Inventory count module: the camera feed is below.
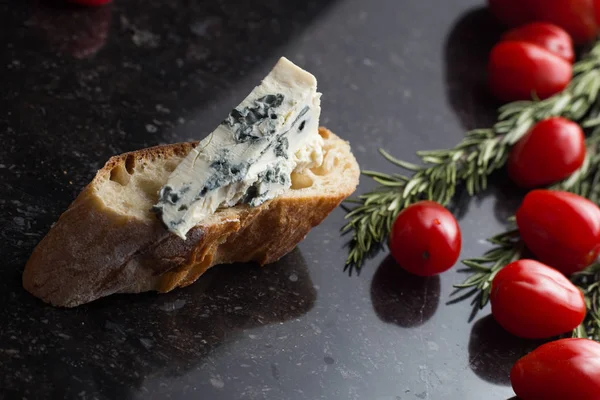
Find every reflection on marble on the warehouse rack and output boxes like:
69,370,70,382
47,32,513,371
371,256,440,328
3,249,315,399
468,315,544,386
443,6,503,131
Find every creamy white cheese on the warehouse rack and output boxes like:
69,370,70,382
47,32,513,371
153,57,324,239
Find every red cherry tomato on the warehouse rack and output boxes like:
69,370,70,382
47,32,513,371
389,201,461,277
490,259,586,339
516,190,600,275
508,117,586,188
527,0,600,46
488,42,572,102
488,0,600,45
67,0,112,6
34,1,111,59
511,338,600,400
502,22,574,63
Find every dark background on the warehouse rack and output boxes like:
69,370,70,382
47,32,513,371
1,0,531,398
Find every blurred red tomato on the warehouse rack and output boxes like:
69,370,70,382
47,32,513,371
488,0,600,45
511,338,600,400
516,190,600,275
490,259,586,339
502,22,574,63
34,0,111,59
488,41,572,102
67,0,112,6
508,117,585,188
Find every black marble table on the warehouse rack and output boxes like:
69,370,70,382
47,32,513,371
1,1,530,398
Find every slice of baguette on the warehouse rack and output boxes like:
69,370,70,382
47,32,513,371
23,127,360,307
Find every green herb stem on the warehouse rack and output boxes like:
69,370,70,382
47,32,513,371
343,40,600,272
454,133,600,338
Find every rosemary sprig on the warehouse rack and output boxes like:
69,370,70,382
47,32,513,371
454,133,600,334
453,229,523,309
572,263,600,340
343,40,600,272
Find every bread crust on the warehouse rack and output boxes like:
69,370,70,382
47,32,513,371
23,128,360,307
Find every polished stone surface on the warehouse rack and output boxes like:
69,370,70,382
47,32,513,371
1,1,532,399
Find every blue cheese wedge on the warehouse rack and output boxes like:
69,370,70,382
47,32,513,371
152,57,324,239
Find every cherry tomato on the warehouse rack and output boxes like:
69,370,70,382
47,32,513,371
508,117,585,188
488,42,572,102
488,0,600,45
34,1,111,59
490,259,586,339
530,0,600,45
516,190,600,275
67,0,112,6
511,338,600,400
389,201,461,277
502,22,574,63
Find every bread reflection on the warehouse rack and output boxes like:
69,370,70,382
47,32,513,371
47,249,315,399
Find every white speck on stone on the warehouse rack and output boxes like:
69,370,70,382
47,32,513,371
156,104,171,114
403,89,412,98
139,338,153,350
289,273,298,282
248,334,259,339
158,299,186,312
389,52,404,68
210,376,225,389
356,145,367,153
363,58,374,67
57,333,71,340
190,17,220,37
176,59,184,67
427,341,439,351
310,323,322,335
146,124,158,133
350,84,359,91
178,117,186,124
132,29,160,48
